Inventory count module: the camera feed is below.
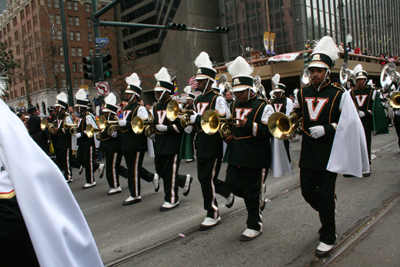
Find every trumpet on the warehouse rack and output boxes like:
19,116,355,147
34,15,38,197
64,122,78,135
166,99,194,128
131,113,156,137
268,111,302,140
389,92,400,108
201,109,232,138
40,118,57,134
84,124,103,138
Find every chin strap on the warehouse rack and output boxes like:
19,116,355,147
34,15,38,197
156,90,166,101
317,69,330,92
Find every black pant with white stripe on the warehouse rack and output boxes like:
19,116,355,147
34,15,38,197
56,147,72,180
154,154,187,204
123,151,154,198
197,158,231,219
300,168,337,245
105,152,123,188
225,165,266,231
73,145,100,183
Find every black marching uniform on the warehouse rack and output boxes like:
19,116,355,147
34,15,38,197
193,89,232,219
27,113,49,154
294,81,344,246
350,84,375,164
225,95,272,232
120,100,155,198
99,115,123,189
74,112,100,184
56,111,73,181
153,97,188,204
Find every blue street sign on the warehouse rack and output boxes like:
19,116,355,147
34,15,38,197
95,38,109,43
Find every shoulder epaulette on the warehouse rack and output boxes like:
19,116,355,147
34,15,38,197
332,83,345,91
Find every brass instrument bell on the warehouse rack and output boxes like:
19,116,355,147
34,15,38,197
267,112,302,140
200,109,232,137
166,99,194,127
131,113,156,137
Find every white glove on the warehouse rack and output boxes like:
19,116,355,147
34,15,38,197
309,125,325,139
118,120,127,127
74,133,82,138
156,125,168,132
190,112,198,123
184,125,193,134
358,111,365,118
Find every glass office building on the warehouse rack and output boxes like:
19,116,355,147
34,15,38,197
219,0,400,61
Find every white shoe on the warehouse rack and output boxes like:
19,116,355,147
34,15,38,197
153,173,160,192
200,216,221,231
108,186,122,195
123,195,142,205
160,201,179,211
225,193,235,208
183,174,193,196
82,181,96,189
239,228,263,242
315,242,334,257
66,178,73,183
98,163,105,178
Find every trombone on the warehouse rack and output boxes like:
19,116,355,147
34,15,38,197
267,111,302,140
131,113,156,137
200,109,232,138
40,118,57,135
166,99,194,128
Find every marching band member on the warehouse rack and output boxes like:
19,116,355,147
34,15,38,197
118,73,160,206
53,92,74,182
181,86,196,163
151,67,192,211
72,89,104,189
350,65,378,176
98,93,124,195
295,36,368,257
190,52,234,230
0,69,103,267
270,74,294,163
223,56,274,241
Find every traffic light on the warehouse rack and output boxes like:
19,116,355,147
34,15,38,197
214,27,229,33
166,22,187,31
102,54,112,79
303,52,309,67
82,56,94,80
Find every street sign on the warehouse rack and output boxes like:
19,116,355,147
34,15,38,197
99,43,106,49
95,82,109,96
95,38,109,43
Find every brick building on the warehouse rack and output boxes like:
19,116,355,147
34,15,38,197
1,0,118,115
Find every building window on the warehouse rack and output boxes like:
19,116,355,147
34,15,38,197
59,47,63,56
55,14,60,24
8,37,12,46
77,47,82,56
27,20,32,31
68,16,73,26
75,17,79,26
72,62,77,72
60,63,65,72
87,18,91,27
67,0,71,10
89,48,93,55
57,31,61,40
20,10,24,20
88,32,93,42
54,0,59,8
79,62,83,72
61,79,66,88
47,0,52,8
86,3,90,12
73,2,78,11
13,17,17,26
74,78,79,87
70,31,74,41
14,30,19,40
76,32,81,41
80,78,84,85
26,4,30,16
49,14,53,24
16,45,20,55
71,47,76,57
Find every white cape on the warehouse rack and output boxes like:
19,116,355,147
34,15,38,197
270,138,293,177
327,90,370,177
0,99,103,266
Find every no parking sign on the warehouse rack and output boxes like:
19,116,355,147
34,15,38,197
96,82,109,96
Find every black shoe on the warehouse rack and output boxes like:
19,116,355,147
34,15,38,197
66,178,73,183
225,194,235,208
183,175,193,197
123,196,142,206
343,174,355,178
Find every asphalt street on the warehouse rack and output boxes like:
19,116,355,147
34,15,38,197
68,127,400,266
